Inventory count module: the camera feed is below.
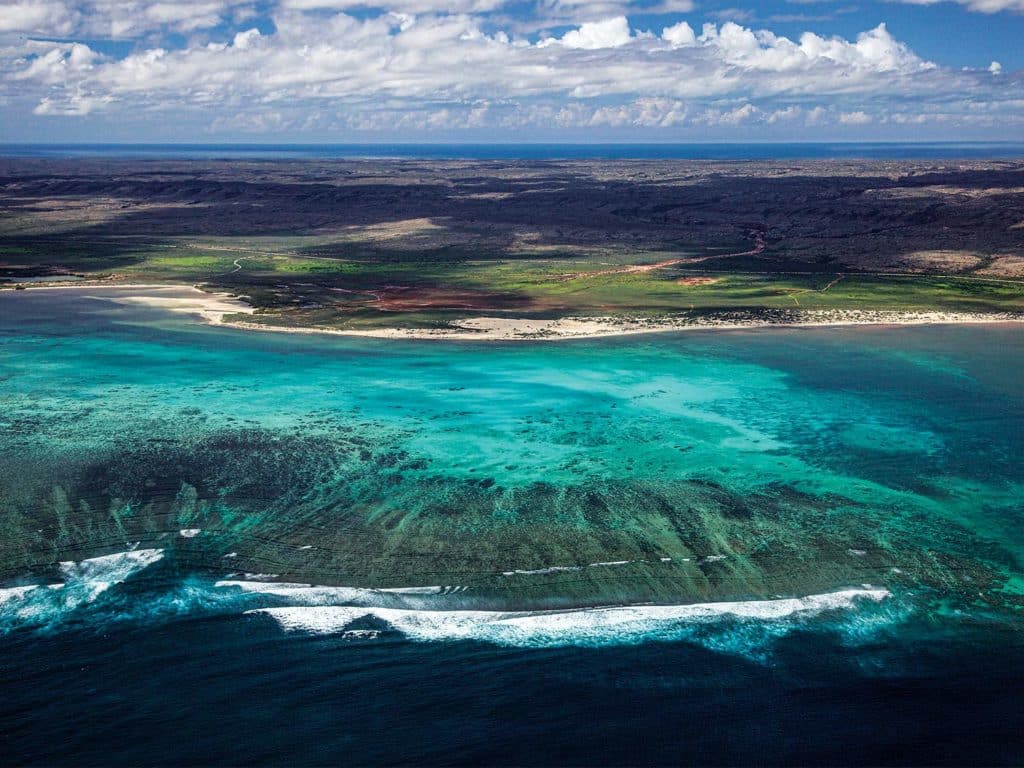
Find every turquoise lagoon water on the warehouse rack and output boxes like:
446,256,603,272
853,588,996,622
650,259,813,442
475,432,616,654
0,288,1022,764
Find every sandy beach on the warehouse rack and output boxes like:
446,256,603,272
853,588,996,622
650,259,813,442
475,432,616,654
102,286,257,325
222,310,1024,341
5,282,1022,340
2,283,256,325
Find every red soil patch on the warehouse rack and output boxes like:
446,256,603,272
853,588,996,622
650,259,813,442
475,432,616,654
330,285,527,312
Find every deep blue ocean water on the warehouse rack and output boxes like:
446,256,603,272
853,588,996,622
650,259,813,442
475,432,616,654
2,614,1022,767
2,142,1024,160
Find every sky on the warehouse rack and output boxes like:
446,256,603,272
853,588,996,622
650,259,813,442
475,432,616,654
0,0,1022,142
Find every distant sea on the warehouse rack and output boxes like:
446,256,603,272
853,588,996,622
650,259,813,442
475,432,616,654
2,142,1024,160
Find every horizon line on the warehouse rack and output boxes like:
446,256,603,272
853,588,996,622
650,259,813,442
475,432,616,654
3,140,1024,147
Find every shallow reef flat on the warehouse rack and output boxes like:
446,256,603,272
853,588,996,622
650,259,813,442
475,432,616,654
1,290,1022,622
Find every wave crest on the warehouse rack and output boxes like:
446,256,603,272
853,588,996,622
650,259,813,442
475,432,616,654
246,588,892,649
2,557,897,657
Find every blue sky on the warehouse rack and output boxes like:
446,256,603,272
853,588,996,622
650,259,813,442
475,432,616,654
1,0,1022,142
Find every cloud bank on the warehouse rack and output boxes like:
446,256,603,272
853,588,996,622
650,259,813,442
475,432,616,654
0,0,1020,139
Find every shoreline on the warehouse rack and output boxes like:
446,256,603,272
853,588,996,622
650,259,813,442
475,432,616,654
0,281,257,325
5,281,1023,341
222,310,1024,341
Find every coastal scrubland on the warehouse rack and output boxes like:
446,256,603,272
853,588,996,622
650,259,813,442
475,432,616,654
2,157,1023,331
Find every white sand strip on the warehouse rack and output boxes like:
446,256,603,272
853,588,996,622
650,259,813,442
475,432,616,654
5,282,1021,341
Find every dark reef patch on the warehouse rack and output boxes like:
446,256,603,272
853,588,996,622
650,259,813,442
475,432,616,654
1,423,1018,611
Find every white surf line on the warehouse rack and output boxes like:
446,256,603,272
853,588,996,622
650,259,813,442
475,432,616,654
0,549,166,629
245,588,894,647
378,585,450,595
502,566,583,576
501,557,701,576
701,555,728,563
215,580,452,597
58,549,165,582
221,582,471,597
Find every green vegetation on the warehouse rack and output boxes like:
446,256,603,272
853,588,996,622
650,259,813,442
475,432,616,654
3,158,1022,330
4,230,1024,330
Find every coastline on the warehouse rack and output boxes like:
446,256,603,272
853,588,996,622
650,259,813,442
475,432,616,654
0,282,256,325
222,310,1024,341
5,281,1023,340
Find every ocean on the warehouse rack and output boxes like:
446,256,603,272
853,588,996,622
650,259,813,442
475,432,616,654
0,290,1022,764
2,142,1024,160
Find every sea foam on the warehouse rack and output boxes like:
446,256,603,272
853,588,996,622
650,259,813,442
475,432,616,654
59,549,164,589
214,579,459,606
0,585,42,605
2,559,894,652
0,549,165,633
246,588,891,648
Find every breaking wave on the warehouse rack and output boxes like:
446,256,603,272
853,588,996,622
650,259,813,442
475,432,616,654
0,550,901,656
0,549,165,633
245,587,893,651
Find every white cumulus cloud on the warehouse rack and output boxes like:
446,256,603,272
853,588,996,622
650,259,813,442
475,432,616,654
0,1,76,34
0,2,1020,137
662,20,696,46
546,16,633,49
839,110,871,124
